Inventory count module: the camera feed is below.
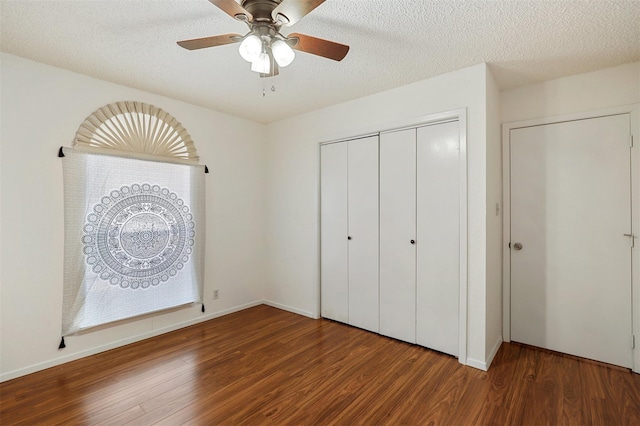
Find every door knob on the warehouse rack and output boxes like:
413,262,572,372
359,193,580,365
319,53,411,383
410,240,415,245
513,242,523,250
347,236,352,240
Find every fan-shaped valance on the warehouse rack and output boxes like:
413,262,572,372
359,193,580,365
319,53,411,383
73,101,199,162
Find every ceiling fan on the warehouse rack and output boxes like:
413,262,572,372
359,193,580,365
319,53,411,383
177,0,349,77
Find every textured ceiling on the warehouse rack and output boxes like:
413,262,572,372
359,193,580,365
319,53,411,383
1,0,639,123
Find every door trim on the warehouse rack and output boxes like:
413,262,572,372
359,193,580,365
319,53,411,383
502,104,640,373
318,108,468,366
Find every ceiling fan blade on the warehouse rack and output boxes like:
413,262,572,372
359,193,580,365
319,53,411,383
288,33,349,61
177,33,242,50
208,0,253,21
272,0,325,27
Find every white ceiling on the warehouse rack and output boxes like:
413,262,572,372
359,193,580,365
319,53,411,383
1,0,639,123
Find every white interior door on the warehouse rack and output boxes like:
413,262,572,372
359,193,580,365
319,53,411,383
510,114,633,368
320,142,348,323
416,121,459,356
348,136,379,333
380,129,417,343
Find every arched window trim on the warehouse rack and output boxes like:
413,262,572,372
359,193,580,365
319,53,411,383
73,101,199,164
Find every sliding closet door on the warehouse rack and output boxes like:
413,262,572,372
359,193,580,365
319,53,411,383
380,129,417,343
416,121,460,356
320,142,348,323
348,136,380,333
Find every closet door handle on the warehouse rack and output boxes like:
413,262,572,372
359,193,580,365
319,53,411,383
347,236,352,240
410,239,415,245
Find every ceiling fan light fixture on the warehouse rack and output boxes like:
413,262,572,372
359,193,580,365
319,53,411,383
272,39,295,67
251,52,272,74
238,34,262,62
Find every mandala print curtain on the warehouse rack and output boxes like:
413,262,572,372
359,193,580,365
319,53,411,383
62,149,205,335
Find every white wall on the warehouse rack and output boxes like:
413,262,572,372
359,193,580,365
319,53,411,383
0,56,4,377
485,64,503,365
264,64,494,368
500,61,640,373
0,53,267,381
501,62,640,123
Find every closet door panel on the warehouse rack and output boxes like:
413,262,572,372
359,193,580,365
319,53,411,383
320,142,349,323
379,129,417,343
348,136,379,332
416,122,460,356
348,136,379,333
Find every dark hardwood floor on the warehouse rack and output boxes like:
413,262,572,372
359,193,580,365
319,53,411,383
1,304,639,425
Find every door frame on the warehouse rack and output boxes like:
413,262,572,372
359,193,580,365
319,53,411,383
318,108,468,365
502,104,640,373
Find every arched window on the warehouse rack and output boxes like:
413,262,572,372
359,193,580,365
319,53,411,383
73,101,199,162
60,101,205,341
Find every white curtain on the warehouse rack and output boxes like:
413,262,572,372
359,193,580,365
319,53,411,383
62,149,205,335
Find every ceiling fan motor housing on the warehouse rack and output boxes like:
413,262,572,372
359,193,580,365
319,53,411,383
239,0,283,24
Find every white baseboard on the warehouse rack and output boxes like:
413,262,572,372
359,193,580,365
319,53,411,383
466,337,503,371
486,337,503,369
262,299,317,319
465,358,488,371
0,300,263,383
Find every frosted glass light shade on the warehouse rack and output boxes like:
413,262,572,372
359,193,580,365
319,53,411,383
251,52,271,74
272,39,295,67
239,35,262,62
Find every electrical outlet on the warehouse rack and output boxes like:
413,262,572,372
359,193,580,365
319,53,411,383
213,289,219,300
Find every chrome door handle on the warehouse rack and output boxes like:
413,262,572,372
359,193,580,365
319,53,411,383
513,242,523,250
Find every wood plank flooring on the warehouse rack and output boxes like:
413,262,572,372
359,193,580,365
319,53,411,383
1,305,639,425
